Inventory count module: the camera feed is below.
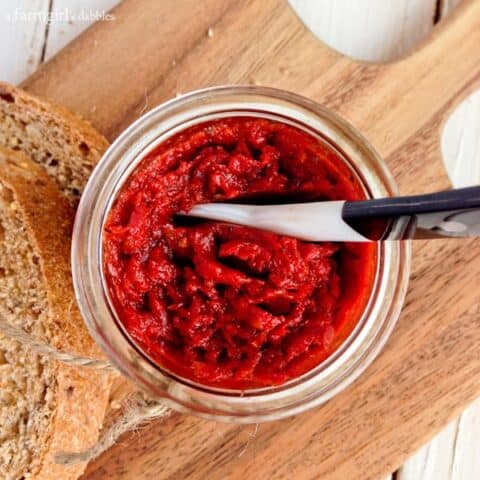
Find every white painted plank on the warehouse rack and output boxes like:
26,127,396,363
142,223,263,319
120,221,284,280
397,421,458,480
44,0,121,60
442,90,480,187
0,0,50,84
397,398,480,480
288,0,437,62
450,399,480,479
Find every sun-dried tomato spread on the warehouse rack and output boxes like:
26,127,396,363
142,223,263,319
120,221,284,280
103,117,377,389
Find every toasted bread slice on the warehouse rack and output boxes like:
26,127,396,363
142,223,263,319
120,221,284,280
0,147,110,480
0,82,108,204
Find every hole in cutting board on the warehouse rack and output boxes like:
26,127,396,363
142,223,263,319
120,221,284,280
441,89,480,188
288,0,461,63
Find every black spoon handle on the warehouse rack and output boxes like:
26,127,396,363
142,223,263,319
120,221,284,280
342,186,480,240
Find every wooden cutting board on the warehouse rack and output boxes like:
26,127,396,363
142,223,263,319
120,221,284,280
23,1,480,478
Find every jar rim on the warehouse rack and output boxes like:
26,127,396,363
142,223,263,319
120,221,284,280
72,85,411,422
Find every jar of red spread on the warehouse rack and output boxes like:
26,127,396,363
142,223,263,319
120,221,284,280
72,86,410,421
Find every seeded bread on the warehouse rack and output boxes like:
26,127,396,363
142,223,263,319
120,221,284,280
0,82,108,204
0,147,110,480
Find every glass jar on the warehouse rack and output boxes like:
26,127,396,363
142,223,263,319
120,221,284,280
72,86,411,423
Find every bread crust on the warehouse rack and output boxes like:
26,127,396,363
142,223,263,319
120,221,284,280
0,147,111,480
0,81,108,159
0,81,109,205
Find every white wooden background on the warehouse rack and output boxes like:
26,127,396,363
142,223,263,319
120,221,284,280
1,1,480,479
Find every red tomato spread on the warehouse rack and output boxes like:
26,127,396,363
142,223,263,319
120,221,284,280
103,117,377,389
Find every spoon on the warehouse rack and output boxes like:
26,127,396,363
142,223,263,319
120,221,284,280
182,186,480,241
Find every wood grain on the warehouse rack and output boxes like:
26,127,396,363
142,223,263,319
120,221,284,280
20,0,480,478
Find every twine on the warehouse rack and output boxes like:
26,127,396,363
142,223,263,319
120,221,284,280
0,313,115,372
0,312,171,465
55,392,171,465
0,311,261,467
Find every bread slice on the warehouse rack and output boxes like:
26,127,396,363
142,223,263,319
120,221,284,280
0,82,108,204
0,147,110,480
